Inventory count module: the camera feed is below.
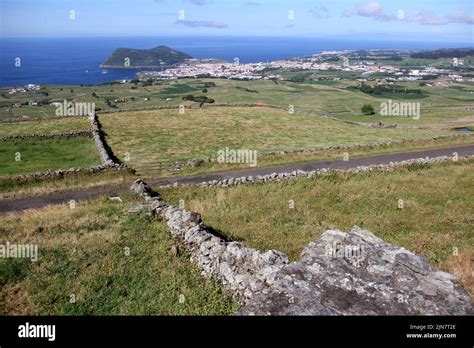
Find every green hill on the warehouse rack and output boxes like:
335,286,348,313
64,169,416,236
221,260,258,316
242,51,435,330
101,45,192,68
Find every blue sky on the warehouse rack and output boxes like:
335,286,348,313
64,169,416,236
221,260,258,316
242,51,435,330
1,0,473,41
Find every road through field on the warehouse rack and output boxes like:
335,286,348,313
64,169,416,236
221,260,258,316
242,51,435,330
1,144,473,214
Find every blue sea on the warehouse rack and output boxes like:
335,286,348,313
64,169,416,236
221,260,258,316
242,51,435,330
0,36,471,87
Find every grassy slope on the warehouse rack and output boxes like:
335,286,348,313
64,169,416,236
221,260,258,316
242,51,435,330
0,194,237,315
100,106,450,176
0,138,100,176
159,160,474,294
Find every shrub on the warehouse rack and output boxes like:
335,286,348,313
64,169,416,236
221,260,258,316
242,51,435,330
361,104,375,115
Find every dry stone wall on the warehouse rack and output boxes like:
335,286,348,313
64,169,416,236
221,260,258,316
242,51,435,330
0,130,92,142
258,133,473,158
158,154,474,189
159,133,474,173
89,112,116,166
130,179,289,303
5,163,127,182
131,179,473,314
3,113,129,182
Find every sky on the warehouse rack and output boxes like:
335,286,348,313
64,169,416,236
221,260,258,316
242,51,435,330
1,0,473,42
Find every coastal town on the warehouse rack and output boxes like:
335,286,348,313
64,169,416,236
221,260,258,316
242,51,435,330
139,49,472,84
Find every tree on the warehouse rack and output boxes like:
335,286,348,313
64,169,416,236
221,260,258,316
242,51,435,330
361,104,375,115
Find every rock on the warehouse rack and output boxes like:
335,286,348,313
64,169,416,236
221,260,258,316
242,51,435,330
109,196,123,203
130,179,154,197
238,226,473,315
187,159,204,168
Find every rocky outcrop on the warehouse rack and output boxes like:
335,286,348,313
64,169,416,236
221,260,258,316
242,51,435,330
131,180,473,315
0,130,92,142
130,179,288,303
238,227,473,315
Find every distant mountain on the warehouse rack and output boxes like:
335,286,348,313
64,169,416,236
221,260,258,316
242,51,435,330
101,45,192,68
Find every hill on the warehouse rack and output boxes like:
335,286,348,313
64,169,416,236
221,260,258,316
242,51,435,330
411,48,474,59
101,45,192,68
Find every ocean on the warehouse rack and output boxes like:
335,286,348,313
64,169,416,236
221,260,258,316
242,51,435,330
0,36,471,87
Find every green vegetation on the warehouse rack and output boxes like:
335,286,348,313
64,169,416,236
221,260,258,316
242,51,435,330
182,94,215,106
361,104,375,115
0,117,89,137
235,86,259,93
99,106,450,176
348,83,426,99
0,138,100,176
2,78,472,129
0,195,237,315
101,46,192,68
159,159,474,294
411,48,474,59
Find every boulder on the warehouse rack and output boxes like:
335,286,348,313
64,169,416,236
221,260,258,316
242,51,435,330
238,226,473,315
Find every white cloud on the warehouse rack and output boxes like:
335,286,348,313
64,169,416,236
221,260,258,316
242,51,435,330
244,2,261,6
405,12,448,26
343,2,473,26
448,10,474,25
343,2,395,21
176,19,228,28
309,5,329,19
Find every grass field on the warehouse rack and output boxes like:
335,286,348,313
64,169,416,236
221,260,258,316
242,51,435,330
159,159,474,295
2,135,472,201
173,134,474,177
100,106,451,176
0,138,100,176
0,117,90,137
0,195,237,315
2,78,472,129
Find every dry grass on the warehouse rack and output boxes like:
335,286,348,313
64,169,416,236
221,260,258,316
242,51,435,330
100,106,451,176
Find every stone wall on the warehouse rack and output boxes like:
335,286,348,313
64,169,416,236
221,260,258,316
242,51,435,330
89,112,115,166
258,133,473,158
5,163,128,182
158,154,473,189
155,134,473,173
130,179,289,303
0,130,92,142
2,113,129,182
131,179,473,314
